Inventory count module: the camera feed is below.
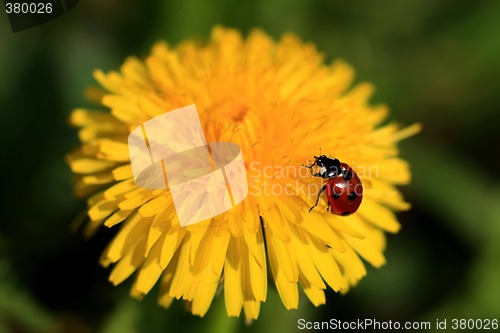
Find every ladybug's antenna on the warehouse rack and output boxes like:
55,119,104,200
319,147,322,156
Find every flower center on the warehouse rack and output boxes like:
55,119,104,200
231,105,249,122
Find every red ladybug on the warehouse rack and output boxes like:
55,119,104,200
302,155,363,216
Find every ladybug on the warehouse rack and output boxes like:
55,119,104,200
302,155,363,216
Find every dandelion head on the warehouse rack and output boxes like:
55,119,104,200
67,26,421,319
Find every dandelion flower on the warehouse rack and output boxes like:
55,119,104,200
67,26,421,319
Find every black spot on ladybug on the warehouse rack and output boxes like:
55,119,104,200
343,170,352,180
347,192,357,201
342,211,351,216
332,193,340,200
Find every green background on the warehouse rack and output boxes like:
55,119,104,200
0,0,499,332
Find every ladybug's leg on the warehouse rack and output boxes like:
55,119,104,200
309,169,323,178
302,163,323,178
301,162,316,169
309,184,327,213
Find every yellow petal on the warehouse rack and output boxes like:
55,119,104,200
83,217,104,238
135,233,165,294
145,209,172,255
160,227,186,269
103,95,150,125
112,164,134,181
343,215,386,267
224,236,244,317
82,172,115,185
226,211,243,237
261,208,290,242
243,300,261,320
70,158,116,174
70,108,117,126
98,140,130,162
331,241,366,287
88,198,118,221
264,227,298,283
299,211,346,252
104,179,137,200
247,238,267,302
210,224,231,276
101,212,153,264
169,235,192,299
274,196,302,224
265,228,298,310
191,270,220,317
328,216,365,239
242,224,264,270
299,271,325,307
158,250,179,308
94,69,123,93
138,195,170,217
357,198,400,233
109,235,146,285
118,190,152,211
298,228,346,292
375,158,411,185
120,56,150,87
364,178,410,211
243,200,260,233
289,224,325,290
104,209,134,228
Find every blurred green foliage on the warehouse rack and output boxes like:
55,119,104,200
0,0,499,332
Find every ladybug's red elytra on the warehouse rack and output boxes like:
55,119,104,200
302,155,363,216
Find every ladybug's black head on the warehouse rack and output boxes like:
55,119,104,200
313,155,342,178
313,155,332,166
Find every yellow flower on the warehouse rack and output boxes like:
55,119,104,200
67,26,421,320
